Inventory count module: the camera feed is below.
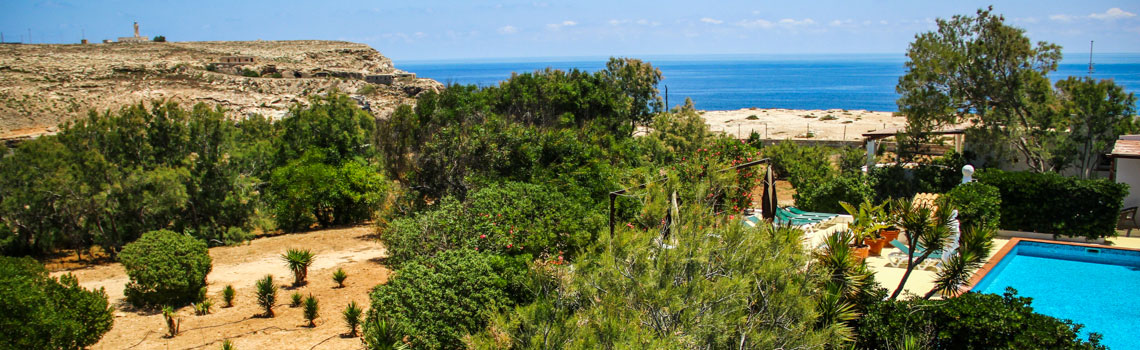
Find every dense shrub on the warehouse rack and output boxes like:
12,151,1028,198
794,173,874,214
0,257,114,349
120,230,213,307
382,182,602,267
943,182,1002,230
363,249,524,350
976,169,1127,239
856,289,1106,349
762,140,834,188
270,155,387,231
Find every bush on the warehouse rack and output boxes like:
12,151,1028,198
382,182,602,267
256,275,277,317
762,140,834,188
332,268,347,288
194,299,213,315
240,68,260,77
364,249,518,350
943,182,1001,230
270,156,387,231
856,289,1105,349
153,35,166,42
0,256,114,349
794,173,874,214
120,230,213,307
344,301,363,337
976,169,1127,239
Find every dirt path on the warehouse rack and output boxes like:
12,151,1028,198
51,225,390,350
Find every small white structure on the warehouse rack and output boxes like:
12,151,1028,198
961,165,975,184
1109,135,1140,209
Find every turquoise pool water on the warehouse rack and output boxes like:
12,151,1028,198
972,241,1140,350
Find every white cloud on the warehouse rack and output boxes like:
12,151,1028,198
736,19,774,28
1052,8,1136,22
700,17,723,24
1089,7,1136,20
879,20,888,25
778,18,815,26
497,25,518,34
547,20,578,30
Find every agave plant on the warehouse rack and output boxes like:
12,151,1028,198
282,249,316,286
222,285,236,308
332,268,348,288
256,275,278,317
290,292,303,307
221,339,235,350
193,299,213,315
343,301,363,337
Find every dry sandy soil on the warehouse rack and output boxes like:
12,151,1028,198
701,108,907,141
49,225,388,350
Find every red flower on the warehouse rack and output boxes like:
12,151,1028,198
475,247,479,251
507,244,513,249
480,234,486,239
729,215,735,220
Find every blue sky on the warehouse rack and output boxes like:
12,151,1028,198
1,1,1138,61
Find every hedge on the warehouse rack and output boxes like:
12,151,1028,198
0,256,114,349
942,182,1001,231
975,169,1127,240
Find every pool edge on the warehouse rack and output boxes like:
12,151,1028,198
961,237,1140,294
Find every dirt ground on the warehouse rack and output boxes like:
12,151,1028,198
48,225,389,350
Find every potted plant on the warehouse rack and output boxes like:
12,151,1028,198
840,200,888,259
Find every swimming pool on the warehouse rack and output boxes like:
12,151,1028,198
970,238,1140,350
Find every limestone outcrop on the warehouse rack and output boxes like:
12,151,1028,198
0,40,442,139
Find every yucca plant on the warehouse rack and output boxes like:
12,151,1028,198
193,299,213,315
290,292,303,307
343,301,362,337
282,249,315,286
255,275,278,317
162,305,181,338
221,339,235,350
332,268,347,288
222,285,235,308
303,294,319,327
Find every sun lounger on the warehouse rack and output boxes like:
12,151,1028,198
886,239,944,270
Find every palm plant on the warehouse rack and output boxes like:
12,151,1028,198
222,285,236,308
332,268,348,288
812,229,876,343
839,200,888,244
303,294,319,327
193,299,213,315
221,339,235,350
162,305,181,338
363,314,410,350
888,198,954,300
290,292,303,307
923,223,996,299
343,301,363,336
256,275,278,317
282,249,315,286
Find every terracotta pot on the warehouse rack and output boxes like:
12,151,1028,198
881,228,901,242
852,246,870,261
865,237,887,256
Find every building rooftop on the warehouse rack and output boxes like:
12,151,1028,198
1110,137,1140,159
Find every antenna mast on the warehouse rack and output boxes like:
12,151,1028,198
1088,41,1095,75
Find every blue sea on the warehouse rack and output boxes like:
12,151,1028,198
398,54,1140,112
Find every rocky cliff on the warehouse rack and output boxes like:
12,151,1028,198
0,40,441,140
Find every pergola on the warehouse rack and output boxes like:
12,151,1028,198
861,127,967,170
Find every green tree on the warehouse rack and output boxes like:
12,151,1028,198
1055,77,1138,178
897,7,1064,171
0,256,114,349
602,57,665,129
120,229,213,307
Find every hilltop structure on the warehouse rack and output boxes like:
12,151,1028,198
117,22,149,43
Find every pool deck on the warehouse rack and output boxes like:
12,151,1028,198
865,233,1140,299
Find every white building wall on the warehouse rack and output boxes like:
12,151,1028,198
1117,158,1140,209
